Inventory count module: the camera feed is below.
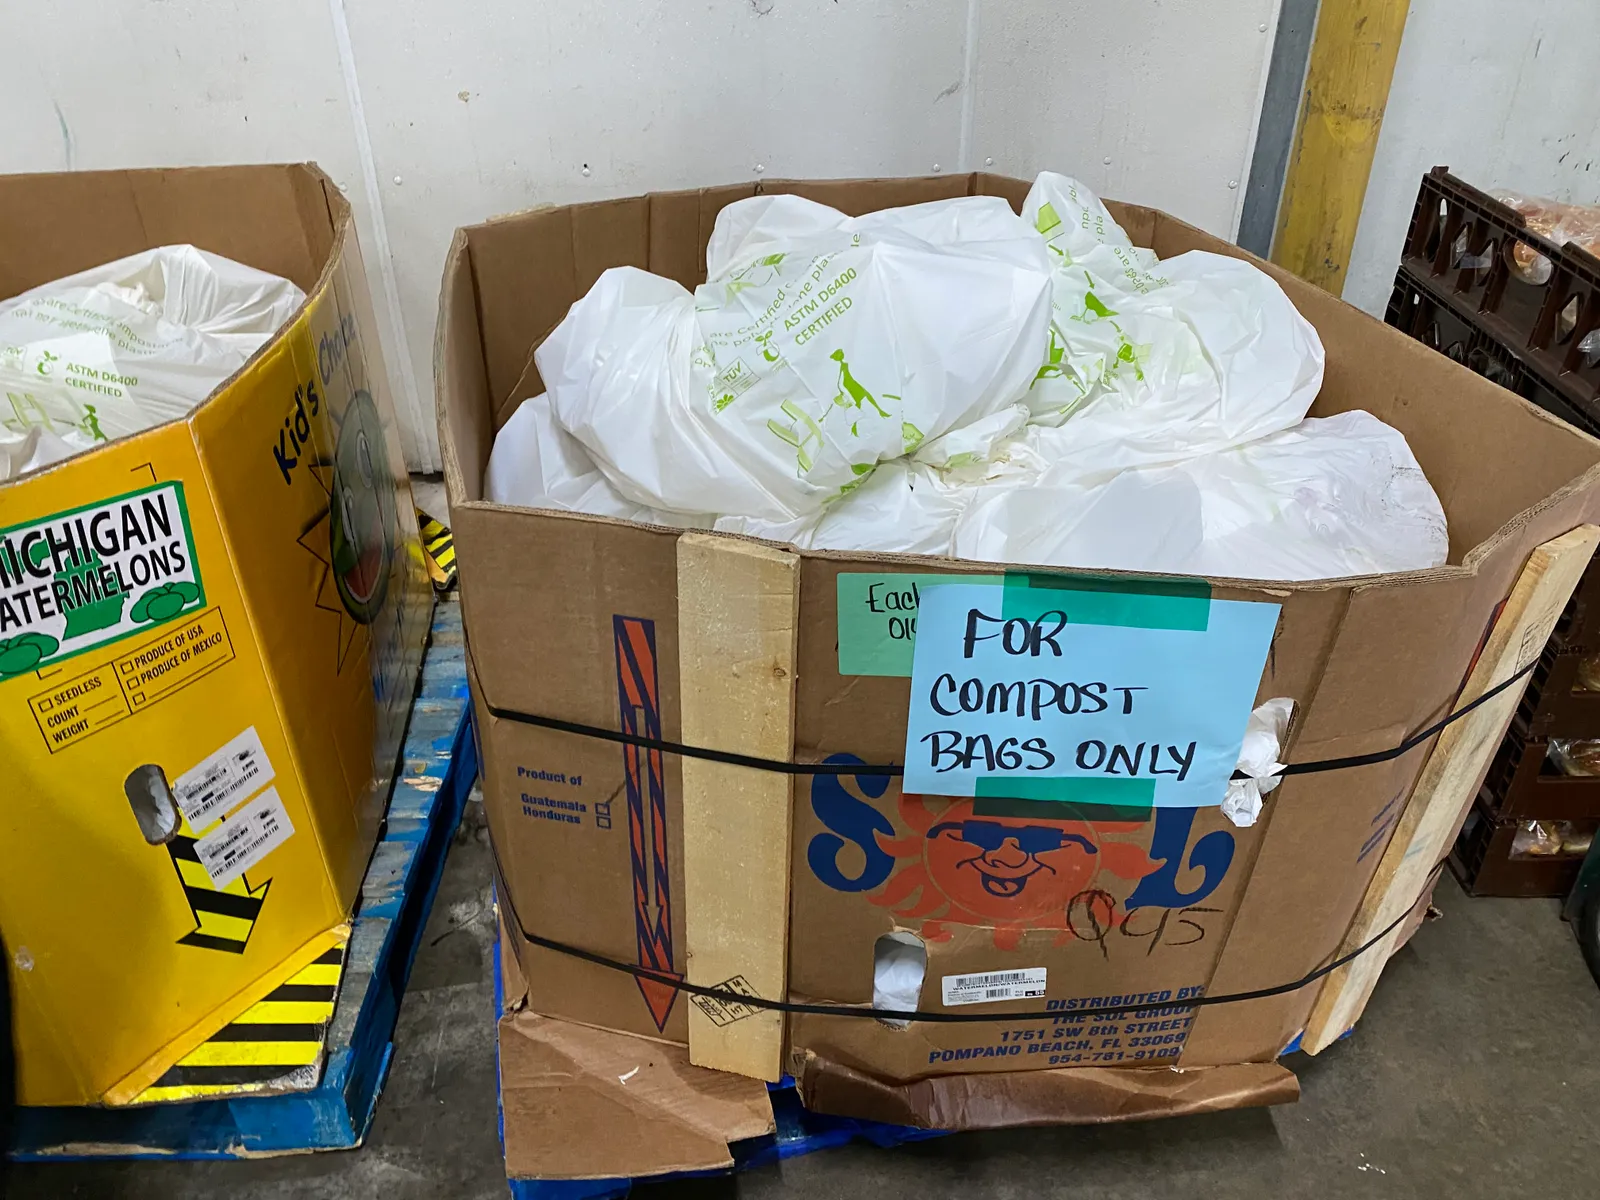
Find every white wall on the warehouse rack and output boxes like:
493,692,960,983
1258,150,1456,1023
1346,0,1600,317
0,0,427,462
3,0,1282,471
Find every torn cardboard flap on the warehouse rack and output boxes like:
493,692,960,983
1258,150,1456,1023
499,911,531,1013
796,1053,1299,1130
499,1011,774,1181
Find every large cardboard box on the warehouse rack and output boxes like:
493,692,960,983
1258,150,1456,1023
0,164,432,1106
438,175,1600,1131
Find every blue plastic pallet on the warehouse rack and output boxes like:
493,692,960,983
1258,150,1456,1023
496,933,947,1198
9,599,474,1160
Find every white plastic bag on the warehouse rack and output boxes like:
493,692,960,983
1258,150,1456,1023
1178,412,1449,579
1222,698,1295,828
538,193,1052,522
0,245,304,480
1022,174,1324,476
953,411,1448,580
0,426,77,481
716,458,975,554
713,404,1038,552
485,393,713,528
491,171,1447,586
717,409,1447,580
872,932,927,1029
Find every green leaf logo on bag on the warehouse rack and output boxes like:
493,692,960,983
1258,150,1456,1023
0,482,204,678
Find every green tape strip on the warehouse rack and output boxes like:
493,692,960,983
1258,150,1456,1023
836,570,1211,678
835,572,1003,677
971,795,1155,824
1001,572,1210,632
974,775,1156,810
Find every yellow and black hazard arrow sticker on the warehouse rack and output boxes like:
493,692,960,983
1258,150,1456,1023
131,943,346,1103
167,834,270,954
417,507,456,594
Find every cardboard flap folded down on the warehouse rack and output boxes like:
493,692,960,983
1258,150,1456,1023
499,1012,774,1180
797,1054,1299,1130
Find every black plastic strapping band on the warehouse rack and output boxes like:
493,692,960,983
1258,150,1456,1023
482,704,867,775
494,856,1446,1025
482,658,1538,783
1272,658,1536,777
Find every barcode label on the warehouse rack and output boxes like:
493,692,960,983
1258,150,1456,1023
194,787,295,887
173,726,274,828
942,967,1047,1007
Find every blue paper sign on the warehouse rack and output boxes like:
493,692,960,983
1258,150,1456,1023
902,578,1280,809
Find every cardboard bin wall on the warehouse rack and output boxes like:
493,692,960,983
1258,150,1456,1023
438,174,1600,1127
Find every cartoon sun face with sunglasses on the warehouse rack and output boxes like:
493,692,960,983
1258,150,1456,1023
927,817,1099,906
873,796,1161,947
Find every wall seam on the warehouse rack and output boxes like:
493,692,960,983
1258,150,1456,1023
326,0,437,472
956,0,981,173
1238,0,1323,256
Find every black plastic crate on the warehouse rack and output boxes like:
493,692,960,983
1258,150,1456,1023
1450,794,1598,898
1392,168,1600,884
1387,268,1600,438
1397,167,1600,416
1502,559,1600,740
1480,718,1600,822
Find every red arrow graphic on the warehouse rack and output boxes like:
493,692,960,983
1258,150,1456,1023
615,615,679,1030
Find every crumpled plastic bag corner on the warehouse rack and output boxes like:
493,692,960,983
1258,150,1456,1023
0,245,305,481
1222,698,1296,828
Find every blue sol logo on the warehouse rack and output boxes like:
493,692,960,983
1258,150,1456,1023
806,755,1235,951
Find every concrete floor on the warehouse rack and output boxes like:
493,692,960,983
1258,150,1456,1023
11,800,1600,1199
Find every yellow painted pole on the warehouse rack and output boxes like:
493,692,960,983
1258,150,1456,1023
1272,0,1411,294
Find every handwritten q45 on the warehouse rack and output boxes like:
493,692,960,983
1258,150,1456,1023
902,580,1280,809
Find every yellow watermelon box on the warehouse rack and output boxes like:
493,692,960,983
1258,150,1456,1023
0,164,431,1106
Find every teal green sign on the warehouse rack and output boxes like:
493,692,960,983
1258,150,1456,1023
836,572,1002,677
836,570,1211,678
